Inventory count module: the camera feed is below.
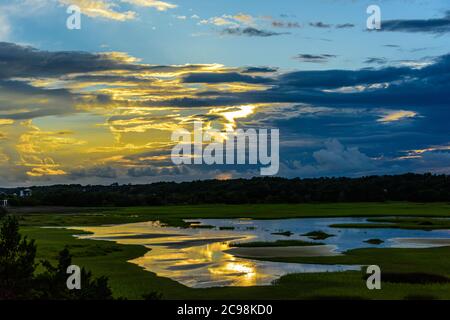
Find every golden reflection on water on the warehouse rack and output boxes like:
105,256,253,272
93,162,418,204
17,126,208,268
76,223,267,287
210,260,258,286
74,220,361,288
130,240,271,287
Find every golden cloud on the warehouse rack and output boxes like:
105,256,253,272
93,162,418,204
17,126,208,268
122,0,177,11
59,0,136,21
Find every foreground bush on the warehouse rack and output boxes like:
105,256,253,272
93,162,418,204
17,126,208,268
0,216,112,300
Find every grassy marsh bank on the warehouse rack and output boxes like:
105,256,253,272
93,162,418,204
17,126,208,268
13,202,450,300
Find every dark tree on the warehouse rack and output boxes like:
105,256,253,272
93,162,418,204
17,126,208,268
142,291,163,300
0,216,37,299
0,216,114,300
0,207,6,218
36,247,113,300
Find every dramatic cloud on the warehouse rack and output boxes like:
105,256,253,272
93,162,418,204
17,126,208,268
1,0,449,187
0,42,217,79
380,11,450,34
0,42,136,79
1,41,449,184
146,53,450,111
182,72,273,84
312,139,374,172
280,139,376,178
0,79,77,120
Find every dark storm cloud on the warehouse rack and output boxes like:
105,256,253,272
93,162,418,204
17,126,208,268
0,42,211,79
276,65,413,89
221,27,288,37
268,105,450,177
293,54,337,63
144,53,450,110
70,166,118,179
0,42,232,120
67,74,154,83
140,96,242,108
2,42,449,180
182,72,273,84
0,79,78,119
0,42,137,79
2,41,450,120
380,11,450,34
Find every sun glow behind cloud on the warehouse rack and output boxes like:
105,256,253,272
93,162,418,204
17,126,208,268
1,38,449,185
0,42,270,184
1,0,450,188
210,105,257,132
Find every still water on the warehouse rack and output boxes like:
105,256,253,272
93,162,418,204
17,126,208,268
74,217,450,288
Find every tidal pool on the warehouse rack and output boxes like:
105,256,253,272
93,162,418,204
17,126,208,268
73,217,450,288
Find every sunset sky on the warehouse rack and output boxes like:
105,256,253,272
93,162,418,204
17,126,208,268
0,0,449,187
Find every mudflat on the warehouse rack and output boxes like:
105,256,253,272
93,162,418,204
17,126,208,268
392,238,450,247
225,245,339,258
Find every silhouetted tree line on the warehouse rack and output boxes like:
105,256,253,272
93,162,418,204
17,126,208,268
2,173,450,207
